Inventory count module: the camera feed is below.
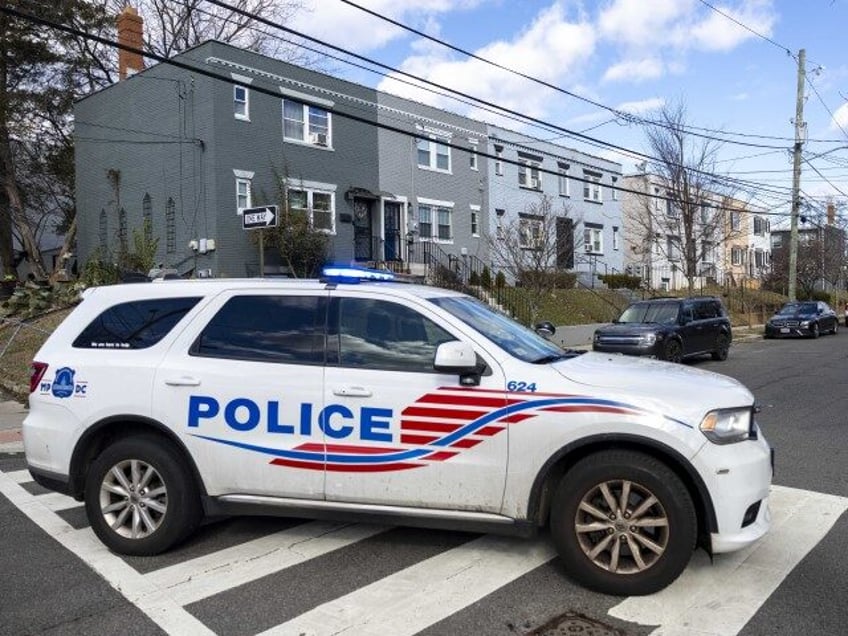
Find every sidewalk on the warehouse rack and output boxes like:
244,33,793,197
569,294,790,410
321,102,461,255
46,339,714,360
0,399,26,453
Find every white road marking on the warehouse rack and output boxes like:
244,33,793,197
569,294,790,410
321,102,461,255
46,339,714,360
0,469,215,635
144,521,389,606
609,485,848,636
37,491,84,512
6,469,32,484
259,535,558,636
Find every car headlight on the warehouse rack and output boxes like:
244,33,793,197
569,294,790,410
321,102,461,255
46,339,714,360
641,333,657,345
800,320,810,327
699,407,753,444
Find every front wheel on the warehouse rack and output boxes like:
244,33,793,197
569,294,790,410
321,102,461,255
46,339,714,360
84,436,202,556
663,339,683,363
549,450,697,596
810,323,820,339
831,321,839,335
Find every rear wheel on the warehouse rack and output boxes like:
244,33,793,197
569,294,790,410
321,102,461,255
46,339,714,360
84,436,202,555
663,339,683,363
711,333,730,361
549,450,697,596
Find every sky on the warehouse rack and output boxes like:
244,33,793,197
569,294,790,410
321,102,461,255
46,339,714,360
286,0,848,226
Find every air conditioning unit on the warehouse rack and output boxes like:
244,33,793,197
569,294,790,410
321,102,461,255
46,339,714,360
530,178,540,189
309,132,328,146
584,242,593,253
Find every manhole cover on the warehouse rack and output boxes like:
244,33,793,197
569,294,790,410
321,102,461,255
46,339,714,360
526,611,626,636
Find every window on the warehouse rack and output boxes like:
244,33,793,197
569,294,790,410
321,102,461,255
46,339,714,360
74,297,201,350
730,211,741,231
701,240,715,262
583,172,602,202
234,85,249,120
288,187,335,233
700,203,711,225
470,205,480,236
118,208,127,251
584,224,603,254
612,226,619,251
731,246,745,265
667,235,681,260
417,136,451,172
418,201,453,241
772,234,783,248
333,298,455,372
494,145,504,176
518,155,542,189
194,295,327,364
611,176,618,201
99,209,107,253
469,140,478,171
142,194,152,243
653,187,662,211
236,178,252,212
496,208,505,240
666,196,678,219
753,216,767,235
283,99,330,147
166,198,176,254
754,250,766,268
558,162,569,197
519,214,543,249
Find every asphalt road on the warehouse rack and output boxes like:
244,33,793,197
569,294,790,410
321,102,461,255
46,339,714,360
0,332,846,635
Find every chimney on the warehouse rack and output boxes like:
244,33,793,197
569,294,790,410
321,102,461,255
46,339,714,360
827,202,836,225
117,6,144,80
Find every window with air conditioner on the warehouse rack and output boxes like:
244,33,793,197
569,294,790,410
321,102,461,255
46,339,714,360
583,172,602,202
518,157,541,189
583,225,603,254
283,99,331,148
417,136,451,173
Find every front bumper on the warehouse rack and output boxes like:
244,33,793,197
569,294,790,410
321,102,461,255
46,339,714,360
765,324,812,338
592,342,662,357
691,431,773,554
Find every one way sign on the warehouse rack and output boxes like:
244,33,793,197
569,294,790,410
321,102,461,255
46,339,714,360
241,205,279,230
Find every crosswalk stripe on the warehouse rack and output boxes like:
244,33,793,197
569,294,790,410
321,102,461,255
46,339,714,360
608,485,848,636
6,469,32,484
144,521,389,606
259,534,557,636
38,491,83,512
0,469,215,635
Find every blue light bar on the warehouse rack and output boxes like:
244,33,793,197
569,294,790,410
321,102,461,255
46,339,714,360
321,265,396,284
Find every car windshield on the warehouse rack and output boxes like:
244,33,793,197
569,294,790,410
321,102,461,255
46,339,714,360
429,295,566,363
617,302,679,325
777,302,816,315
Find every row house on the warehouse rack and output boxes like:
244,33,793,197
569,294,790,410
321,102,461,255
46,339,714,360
485,126,623,285
621,173,772,291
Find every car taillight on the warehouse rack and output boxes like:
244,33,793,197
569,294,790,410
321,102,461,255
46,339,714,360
29,361,48,394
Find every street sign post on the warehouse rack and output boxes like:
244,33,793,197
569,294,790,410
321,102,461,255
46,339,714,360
241,205,279,276
241,205,278,230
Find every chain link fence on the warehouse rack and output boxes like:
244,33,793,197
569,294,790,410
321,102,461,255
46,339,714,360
0,311,69,400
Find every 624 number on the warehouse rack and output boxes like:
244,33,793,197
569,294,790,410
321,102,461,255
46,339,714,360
507,381,537,392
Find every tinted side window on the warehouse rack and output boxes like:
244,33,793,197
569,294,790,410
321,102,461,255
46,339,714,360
330,298,455,372
73,297,202,349
695,301,718,320
193,295,326,364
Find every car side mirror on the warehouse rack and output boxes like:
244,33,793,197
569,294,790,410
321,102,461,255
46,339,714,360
534,321,556,338
434,341,483,385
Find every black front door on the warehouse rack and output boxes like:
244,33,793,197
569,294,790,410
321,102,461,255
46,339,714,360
384,202,402,261
556,217,574,269
353,198,372,261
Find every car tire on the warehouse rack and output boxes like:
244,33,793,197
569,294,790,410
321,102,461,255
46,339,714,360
810,323,820,339
84,435,202,556
549,450,697,596
711,333,730,361
831,321,838,335
663,339,683,363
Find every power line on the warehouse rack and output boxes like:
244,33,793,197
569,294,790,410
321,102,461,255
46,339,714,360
695,0,793,56
806,75,848,140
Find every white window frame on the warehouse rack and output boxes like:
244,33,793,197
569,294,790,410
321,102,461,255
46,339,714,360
417,197,454,243
518,159,542,189
519,214,543,250
583,225,603,254
470,204,480,237
583,172,602,202
234,85,249,121
236,177,252,213
730,211,741,231
611,177,618,201
494,145,504,176
612,226,619,251
558,163,570,197
287,184,337,235
469,139,479,171
495,208,505,240
417,135,451,173
282,99,332,148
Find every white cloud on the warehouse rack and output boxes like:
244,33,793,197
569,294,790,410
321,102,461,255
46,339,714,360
598,0,695,47
832,102,848,132
688,1,777,52
602,58,664,83
290,0,488,53
616,97,665,115
377,3,597,120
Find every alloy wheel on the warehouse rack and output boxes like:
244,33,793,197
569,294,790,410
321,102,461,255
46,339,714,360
98,459,168,539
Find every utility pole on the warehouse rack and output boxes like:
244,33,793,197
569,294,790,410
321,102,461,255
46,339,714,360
788,48,806,301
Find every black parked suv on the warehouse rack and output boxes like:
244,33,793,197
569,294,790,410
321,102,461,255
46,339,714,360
593,296,732,363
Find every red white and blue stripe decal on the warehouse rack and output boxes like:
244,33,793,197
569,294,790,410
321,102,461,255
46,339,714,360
192,388,683,472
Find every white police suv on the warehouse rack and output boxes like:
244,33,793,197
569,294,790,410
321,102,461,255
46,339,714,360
23,266,772,596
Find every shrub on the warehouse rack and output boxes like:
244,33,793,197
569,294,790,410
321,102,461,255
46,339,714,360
480,266,492,290
599,273,643,290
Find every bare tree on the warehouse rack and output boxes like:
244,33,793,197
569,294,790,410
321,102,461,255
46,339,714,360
486,194,576,321
635,103,742,293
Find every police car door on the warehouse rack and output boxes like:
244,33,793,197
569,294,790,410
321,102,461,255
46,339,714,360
322,291,508,512
153,288,328,500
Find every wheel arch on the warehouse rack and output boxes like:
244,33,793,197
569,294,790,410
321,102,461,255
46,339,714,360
526,434,717,544
68,415,207,501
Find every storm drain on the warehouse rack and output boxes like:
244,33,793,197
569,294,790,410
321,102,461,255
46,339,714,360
526,611,626,636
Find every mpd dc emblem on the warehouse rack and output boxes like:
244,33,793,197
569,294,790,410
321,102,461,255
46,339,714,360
51,367,76,398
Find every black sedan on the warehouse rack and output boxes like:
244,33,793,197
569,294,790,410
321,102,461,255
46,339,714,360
764,301,839,339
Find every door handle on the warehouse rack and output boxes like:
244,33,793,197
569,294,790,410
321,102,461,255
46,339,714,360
164,376,201,387
333,386,372,397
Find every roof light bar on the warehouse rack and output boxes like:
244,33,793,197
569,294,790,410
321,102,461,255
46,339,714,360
321,265,396,284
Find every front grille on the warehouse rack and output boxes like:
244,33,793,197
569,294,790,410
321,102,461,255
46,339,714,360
742,501,761,528
597,336,643,345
